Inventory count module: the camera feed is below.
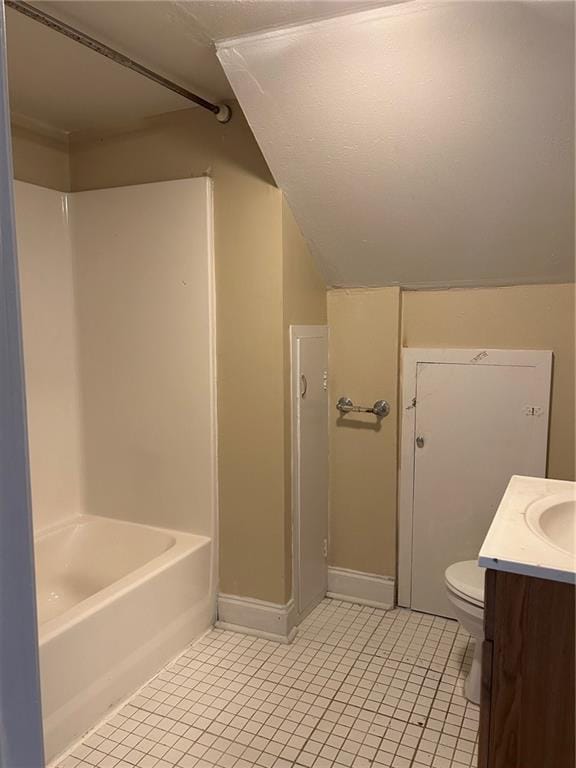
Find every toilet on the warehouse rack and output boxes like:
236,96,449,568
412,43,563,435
445,560,486,705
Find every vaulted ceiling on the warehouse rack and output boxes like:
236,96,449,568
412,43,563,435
218,1,574,287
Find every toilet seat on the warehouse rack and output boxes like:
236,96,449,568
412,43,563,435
445,560,485,608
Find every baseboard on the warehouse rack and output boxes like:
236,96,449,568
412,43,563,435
327,567,395,609
216,593,298,643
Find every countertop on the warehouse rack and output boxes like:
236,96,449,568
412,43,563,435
479,475,576,584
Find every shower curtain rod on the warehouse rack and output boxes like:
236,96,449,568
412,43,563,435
5,0,232,123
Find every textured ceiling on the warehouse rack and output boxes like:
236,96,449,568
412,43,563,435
218,1,575,288
6,0,388,132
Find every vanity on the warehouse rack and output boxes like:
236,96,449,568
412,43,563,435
478,476,575,768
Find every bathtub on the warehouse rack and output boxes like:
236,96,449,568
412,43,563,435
35,514,214,763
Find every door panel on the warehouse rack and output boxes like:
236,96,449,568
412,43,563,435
0,11,45,763
294,330,328,617
411,360,549,617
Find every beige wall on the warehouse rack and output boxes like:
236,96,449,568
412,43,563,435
68,106,320,603
327,282,575,582
282,198,327,599
282,199,327,331
14,181,84,530
402,284,576,482
328,288,400,578
11,122,70,191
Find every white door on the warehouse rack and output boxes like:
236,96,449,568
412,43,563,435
399,349,552,618
0,6,45,764
291,326,328,618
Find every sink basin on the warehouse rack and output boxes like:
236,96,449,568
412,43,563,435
526,493,576,557
480,476,576,584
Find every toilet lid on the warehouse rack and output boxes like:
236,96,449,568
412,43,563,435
445,561,485,607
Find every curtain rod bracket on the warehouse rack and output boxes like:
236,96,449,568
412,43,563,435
215,104,232,124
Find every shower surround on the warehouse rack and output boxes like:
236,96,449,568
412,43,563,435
14,178,217,762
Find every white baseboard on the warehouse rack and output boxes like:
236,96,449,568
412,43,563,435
327,567,395,609
216,593,298,643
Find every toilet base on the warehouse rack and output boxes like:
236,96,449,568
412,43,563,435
464,637,482,705
445,586,484,706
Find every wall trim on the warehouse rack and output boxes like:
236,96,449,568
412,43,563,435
327,567,395,609
216,594,298,644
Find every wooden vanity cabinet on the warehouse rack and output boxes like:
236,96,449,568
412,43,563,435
478,569,575,768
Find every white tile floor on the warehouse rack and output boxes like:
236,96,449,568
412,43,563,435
57,600,479,768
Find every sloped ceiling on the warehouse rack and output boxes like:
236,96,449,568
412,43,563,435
6,0,387,132
218,1,575,288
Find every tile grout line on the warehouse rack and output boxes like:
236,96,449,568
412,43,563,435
62,601,478,768
362,608,462,768
182,603,388,768
288,605,459,768
154,602,397,767
84,602,388,768
407,632,476,768
167,602,395,768
289,604,399,767
405,627,464,768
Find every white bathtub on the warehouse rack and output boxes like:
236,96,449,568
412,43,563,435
35,514,214,763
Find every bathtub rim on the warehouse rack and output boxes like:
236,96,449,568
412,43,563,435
36,513,211,644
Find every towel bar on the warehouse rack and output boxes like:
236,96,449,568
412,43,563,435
336,396,390,418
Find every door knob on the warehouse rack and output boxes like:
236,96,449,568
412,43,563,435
416,436,425,448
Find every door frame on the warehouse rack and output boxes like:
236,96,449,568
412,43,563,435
398,347,552,608
0,3,45,763
290,325,328,619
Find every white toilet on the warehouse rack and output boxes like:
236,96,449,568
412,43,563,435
445,560,486,705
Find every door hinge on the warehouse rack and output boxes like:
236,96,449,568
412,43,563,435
322,538,328,558
323,371,328,391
